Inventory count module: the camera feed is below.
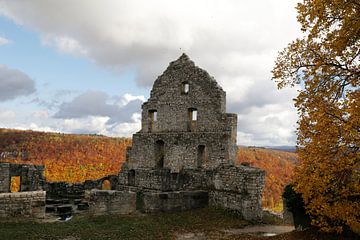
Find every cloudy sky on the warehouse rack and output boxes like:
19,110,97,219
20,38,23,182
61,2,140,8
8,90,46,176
0,0,302,146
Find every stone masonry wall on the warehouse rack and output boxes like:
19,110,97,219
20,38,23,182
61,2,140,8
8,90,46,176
0,163,45,193
86,190,136,215
128,132,236,172
0,191,46,219
126,54,238,173
118,164,265,220
210,165,265,220
141,54,227,134
0,163,10,193
140,190,208,213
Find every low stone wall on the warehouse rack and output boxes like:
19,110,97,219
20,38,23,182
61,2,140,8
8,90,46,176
86,190,136,215
118,164,265,220
140,190,208,213
45,175,119,199
210,165,265,220
0,191,46,219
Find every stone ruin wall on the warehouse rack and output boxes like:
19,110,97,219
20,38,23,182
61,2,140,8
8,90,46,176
118,164,265,220
85,189,136,216
128,132,236,172
0,191,46,219
0,163,46,219
0,162,45,193
126,54,238,172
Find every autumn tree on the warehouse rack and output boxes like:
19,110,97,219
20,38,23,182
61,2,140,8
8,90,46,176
272,0,360,233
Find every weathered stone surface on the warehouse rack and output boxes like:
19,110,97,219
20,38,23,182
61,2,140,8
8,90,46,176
0,162,45,193
0,191,46,219
126,54,237,172
140,190,208,213
86,190,136,215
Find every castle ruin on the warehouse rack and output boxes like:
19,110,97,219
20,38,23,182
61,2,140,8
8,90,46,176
118,54,265,220
0,54,265,221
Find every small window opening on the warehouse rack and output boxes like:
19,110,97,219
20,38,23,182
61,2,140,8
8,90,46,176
182,82,189,94
10,176,21,192
148,110,157,132
188,108,197,121
149,110,157,122
128,170,135,186
102,180,111,190
155,140,165,168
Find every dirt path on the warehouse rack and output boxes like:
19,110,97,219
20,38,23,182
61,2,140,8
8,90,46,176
224,225,295,236
175,225,295,239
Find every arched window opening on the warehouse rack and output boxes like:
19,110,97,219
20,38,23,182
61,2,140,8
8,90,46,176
155,140,165,168
102,179,111,190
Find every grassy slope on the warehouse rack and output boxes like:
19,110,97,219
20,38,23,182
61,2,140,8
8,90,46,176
0,208,352,240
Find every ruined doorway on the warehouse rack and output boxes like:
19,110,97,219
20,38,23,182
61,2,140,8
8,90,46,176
155,140,165,168
10,176,21,192
197,145,206,168
128,170,135,186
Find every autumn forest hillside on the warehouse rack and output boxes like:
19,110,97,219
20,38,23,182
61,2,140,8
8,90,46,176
0,128,131,182
0,128,297,211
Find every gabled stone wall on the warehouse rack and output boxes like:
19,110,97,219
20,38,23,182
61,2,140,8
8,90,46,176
126,54,237,172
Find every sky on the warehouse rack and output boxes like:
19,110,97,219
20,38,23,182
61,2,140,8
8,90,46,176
0,0,302,146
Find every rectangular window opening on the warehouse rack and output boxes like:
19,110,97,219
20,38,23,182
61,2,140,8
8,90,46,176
190,109,197,121
182,82,190,94
149,110,157,122
10,176,21,193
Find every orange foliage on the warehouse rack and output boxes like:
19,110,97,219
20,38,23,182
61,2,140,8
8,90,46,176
0,129,131,183
237,147,297,212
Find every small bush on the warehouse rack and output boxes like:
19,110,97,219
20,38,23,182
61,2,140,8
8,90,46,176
283,184,311,229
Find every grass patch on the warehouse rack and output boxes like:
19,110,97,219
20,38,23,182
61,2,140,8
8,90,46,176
0,207,249,240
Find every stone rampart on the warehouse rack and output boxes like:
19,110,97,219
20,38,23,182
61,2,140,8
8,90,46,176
0,191,45,219
86,190,136,215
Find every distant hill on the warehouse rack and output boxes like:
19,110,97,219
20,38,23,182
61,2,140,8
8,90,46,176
0,128,131,182
237,146,297,211
265,146,296,152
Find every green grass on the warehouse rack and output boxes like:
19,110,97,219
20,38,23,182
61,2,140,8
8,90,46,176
0,208,249,240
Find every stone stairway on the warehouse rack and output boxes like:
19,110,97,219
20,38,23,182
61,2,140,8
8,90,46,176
45,198,89,219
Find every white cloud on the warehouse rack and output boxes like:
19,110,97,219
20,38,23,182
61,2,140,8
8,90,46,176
109,122,141,137
0,0,302,145
0,36,11,45
59,116,110,134
0,64,36,101
42,35,87,56
32,110,49,119
0,109,16,122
